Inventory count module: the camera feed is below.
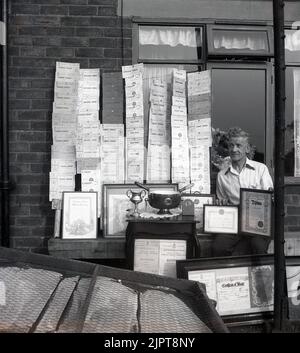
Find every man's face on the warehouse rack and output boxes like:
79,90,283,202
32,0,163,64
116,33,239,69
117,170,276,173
228,136,250,163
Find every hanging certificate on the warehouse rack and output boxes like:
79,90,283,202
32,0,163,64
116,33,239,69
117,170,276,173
240,188,273,237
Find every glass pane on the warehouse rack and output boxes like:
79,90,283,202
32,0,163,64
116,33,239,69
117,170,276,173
211,68,266,163
285,67,300,176
285,30,300,64
139,26,203,61
212,29,269,52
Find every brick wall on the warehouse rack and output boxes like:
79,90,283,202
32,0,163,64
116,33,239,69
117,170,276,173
285,185,300,233
8,0,132,253
6,0,300,253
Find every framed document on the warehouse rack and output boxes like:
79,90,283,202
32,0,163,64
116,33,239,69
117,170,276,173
240,188,273,237
181,194,215,231
127,233,194,278
62,192,97,239
177,255,300,325
134,238,187,278
103,183,178,237
203,205,239,234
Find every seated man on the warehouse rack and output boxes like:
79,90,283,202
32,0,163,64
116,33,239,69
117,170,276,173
212,127,273,257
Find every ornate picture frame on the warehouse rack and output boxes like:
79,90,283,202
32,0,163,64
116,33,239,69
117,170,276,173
239,188,273,237
62,191,97,239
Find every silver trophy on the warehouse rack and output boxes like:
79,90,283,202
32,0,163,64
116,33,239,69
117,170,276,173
126,189,146,217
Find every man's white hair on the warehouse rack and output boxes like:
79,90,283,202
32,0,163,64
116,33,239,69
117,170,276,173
227,127,250,143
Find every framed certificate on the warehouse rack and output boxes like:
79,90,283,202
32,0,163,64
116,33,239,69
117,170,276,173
239,188,273,237
181,193,215,231
127,233,194,278
133,237,188,278
203,205,239,234
176,255,274,324
177,255,300,325
62,192,97,239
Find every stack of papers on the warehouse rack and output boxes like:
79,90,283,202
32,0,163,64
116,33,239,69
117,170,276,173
187,70,211,121
76,68,101,217
147,78,170,183
187,70,212,194
50,63,102,216
50,62,79,205
171,69,190,188
122,64,145,182
100,124,125,183
76,68,101,171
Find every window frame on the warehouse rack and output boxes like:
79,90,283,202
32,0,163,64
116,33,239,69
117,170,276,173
206,24,274,57
206,61,274,174
284,25,300,184
132,19,206,65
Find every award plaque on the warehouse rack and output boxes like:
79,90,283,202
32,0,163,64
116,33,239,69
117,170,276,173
240,188,273,237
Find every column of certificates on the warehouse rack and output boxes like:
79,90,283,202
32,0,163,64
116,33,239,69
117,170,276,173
171,68,190,188
76,69,102,217
122,64,144,182
50,62,78,205
187,70,212,194
100,124,125,184
147,78,170,183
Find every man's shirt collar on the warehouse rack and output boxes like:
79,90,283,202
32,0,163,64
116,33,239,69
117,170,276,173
225,158,255,175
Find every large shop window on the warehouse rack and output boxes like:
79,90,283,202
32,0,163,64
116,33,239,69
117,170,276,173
207,62,273,168
285,28,300,177
133,21,274,175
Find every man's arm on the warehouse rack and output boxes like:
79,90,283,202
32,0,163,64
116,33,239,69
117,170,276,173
216,173,229,204
260,165,274,190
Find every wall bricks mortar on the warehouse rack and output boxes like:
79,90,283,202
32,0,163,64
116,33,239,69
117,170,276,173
40,5,69,16
8,0,132,253
69,5,98,16
97,6,117,16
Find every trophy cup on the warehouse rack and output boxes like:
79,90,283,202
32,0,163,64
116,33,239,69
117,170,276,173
126,189,146,218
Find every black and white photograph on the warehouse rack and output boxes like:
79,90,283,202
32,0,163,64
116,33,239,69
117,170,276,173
0,0,300,337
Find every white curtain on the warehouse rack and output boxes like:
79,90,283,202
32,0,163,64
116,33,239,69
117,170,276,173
213,33,267,50
285,30,300,51
139,27,197,47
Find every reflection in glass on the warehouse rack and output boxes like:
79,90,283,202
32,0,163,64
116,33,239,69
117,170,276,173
285,67,296,176
285,29,300,64
211,68,266,163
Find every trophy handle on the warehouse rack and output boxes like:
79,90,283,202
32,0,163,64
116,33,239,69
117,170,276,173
126,190,132,199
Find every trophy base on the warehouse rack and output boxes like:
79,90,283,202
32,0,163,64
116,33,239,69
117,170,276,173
129,211,140,218
157,209,172,215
